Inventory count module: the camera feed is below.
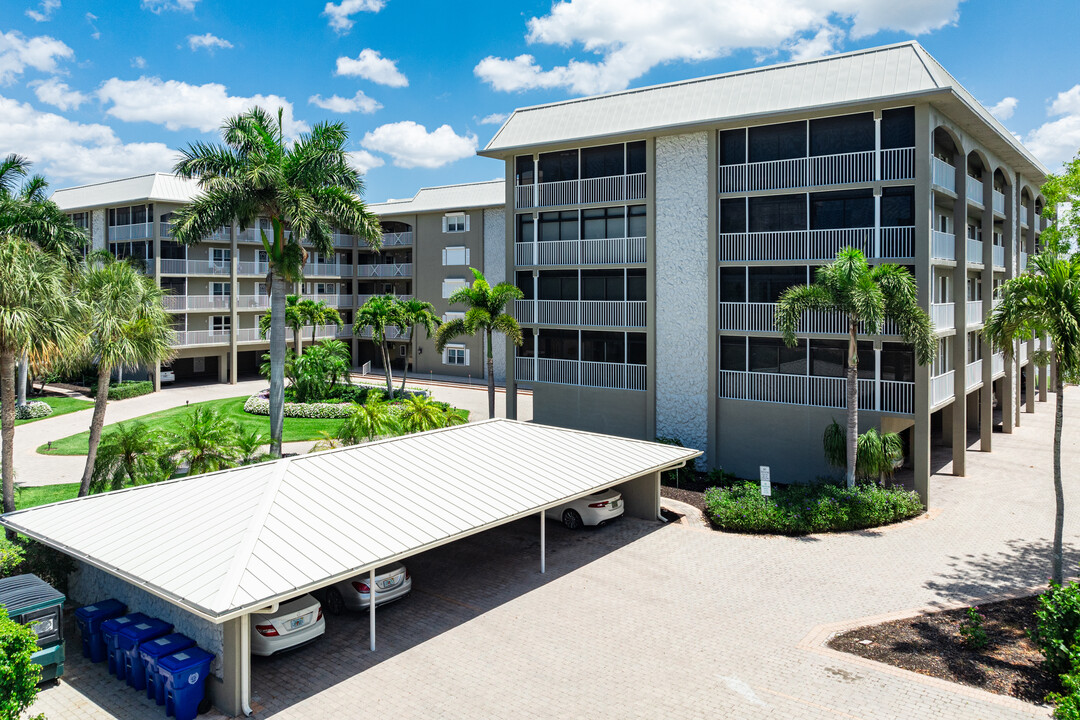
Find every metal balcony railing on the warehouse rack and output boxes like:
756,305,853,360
515,299,646,328
514,237,647,266
931,371,954,407
932,231,955,261
515,173,647,209
515,357,646,391
716,370,914,414
932,157,956,192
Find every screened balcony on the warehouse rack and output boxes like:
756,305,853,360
514,141,647,209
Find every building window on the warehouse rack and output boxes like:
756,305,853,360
626,141,646,175
516,214,535,244
211,248,231,267
628,205,646,237
748,121,806,163
443,213,468,233
581,206,623,240
581,330,625,364
719,129,746,166
881,342,915,382
538,329,578,360
749,194,807,232
749,337,806,375
809,339,874,379
882,186,915,227
442,246,470,265
211,316,231,333
748,266,806,303
538,270,578,301
810,189,874,230
720,268,746,302
442,278,468,298
443,345,468,365
538,149,578,183
809,112,874,156
211,282,231,297
720,336,746,371
881,107,916,149
720,198,747,234
515,155,535,187
581,144,624,179
539,210,579,241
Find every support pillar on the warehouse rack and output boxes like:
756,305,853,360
369,568,376,652
950,149,968,478
940,404,953,445
229,222,238,384
153,207,163,393
1025,358,1036,414
1039,336,1049,402
539,510,546,574
967,389,980,431
911,103,933,507
219,354,228,383
216,617,244,717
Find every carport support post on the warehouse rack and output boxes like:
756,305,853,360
540,510,545,574
369,568,376,652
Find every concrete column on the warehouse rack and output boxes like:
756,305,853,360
912,104,933,506
967,388,980,431
950,146,968,477
1026,358,1036,413
940,404,953,445
504,158,518,420
218,353,228,383
1001,175,1016,433
152,209,163,392
216,617,244,717
645,136,658,442
229,223,238,384
980,177,993,449
1039,335,1049,402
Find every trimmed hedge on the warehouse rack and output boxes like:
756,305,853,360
90,380,154,401
703,481,923,535
243,394,355,419
14,401,52,420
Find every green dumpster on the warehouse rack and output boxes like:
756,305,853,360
0,574,66,682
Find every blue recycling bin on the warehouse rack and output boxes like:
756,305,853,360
118,617,173,690
100,613,149,680
139,633,195,705
159,647,214,720
73,599,126,663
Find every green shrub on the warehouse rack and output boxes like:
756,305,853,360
703,480,923,535
243,394,356,419
655,437,697,486
13,402,51,421
0,608,41,720
1048,646,1080,719
0,539,23,577
959,606,988,650
91,380,153,401
1034,581,1080,676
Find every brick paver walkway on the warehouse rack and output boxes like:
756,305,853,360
30,390,1077,719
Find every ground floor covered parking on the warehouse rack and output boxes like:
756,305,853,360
1,419,698,716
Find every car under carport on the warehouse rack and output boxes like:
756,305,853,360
0,419,699,716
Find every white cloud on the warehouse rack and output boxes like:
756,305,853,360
0,94,177,184
308,90,381,114
187,33,233,52
360,121,477,169
141,0,198,12
475,0,963,95
323,0,385,34
85,12,100,39
347,149,384,175
97,77,309,137
479,112,508,125
0,31,73,85
131,56,146,69
30,76,86,110
1026,85,1080,171
26,0,60,22
988,97,1018,122
335,49,408,87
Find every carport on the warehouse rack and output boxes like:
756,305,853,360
0,419,699,716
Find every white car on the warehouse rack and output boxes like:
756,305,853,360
159,366,175,384
250,594,325,656
321,563,412,615
546,489,624,530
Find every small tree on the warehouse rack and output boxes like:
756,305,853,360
399,395,448,434
354,295,403,396
0,607,41,720
338,397,397,444
435,269,523,418
822,420,903,483
297,298,343,349
394,297,440,395
259,295,306,357
292,339,351,402
166,407,242,476
89,421,173,493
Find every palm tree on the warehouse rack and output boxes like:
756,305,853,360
822,420,904,483
297,298,343,349
985,250,1080,584
394,297,439,395
292,339,352,402
166,406,242,476
338,397,397,444
776,248,935,489
88,421,173,494
259,295,306,357
354,294,402,396
435,268,524,419
76,257,176,498
399,394,450,434
236,427,270,465
172,107,381,457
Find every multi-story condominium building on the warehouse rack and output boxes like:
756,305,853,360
480,41,1050,502
51,175,508,386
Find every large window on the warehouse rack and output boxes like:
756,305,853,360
581,269,624,301
517,332,535,358
748,266,805,303
515,155,534,186
881,342,915,382
719,129,746,166
516,271,534,300
538,270,578,301
749,194,807,232
720,336,746,371
582,206,624,240
627,205,646,237
581,144,624,179
809,113,874,156
720,198,746,234
516,214,534,244
881,107,915,149
107,204,152,226
748,121,806,163
881,186,915,227
160,240,185,260
809,339,874,379
581,331,624,363
539,210,578,242
810,189,874,230
719,267,746,302
626,141,646,175
538,149,578,183
538,329,578,360
749,337,806,374
626,268,645,301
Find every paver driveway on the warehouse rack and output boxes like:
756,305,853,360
30,389,1080,719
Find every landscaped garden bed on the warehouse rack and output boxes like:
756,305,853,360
829,595,1056,704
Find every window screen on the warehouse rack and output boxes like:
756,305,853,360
720,267,746,303
748,121,806,163
881,186,915,227
538,149,578,183
720,198,747,234
749,194,807,232
720,336,746,371
581,144,624,179
626,141,646,174
809,113,874,156
748,266,805,303
881,107,915,149
719,129,746,166
810,189,874,230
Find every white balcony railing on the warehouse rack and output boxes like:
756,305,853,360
1020,343,1029,365
966,176,985,204
515,357,646,391
992,353,1005,376
967,238,984,263
174,330,230,347
965,359,983,390
358,263,412,278
163,295,232,312
992,190,1006,215
355,326,411,341
236,294,270,310
719,148,915,193
1020,252,1029,270
931,371,954,407
992,245,1005,268
716,370,914,414
881,147,916,181
931,303,954,332
932,231,955,261
516,173,647,209
310,293,353,308
356,294,413,307
108,223,153,241
966,300,983,326
303,262,352,277
932,157,956,192
515,237,647,266
717,226,914,262
380,231,413,247
716,302,899,335
515,300,646,328
160,259,233,275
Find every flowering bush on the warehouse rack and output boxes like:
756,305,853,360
243,394,355,419
14,401,52,420
703,480,923,534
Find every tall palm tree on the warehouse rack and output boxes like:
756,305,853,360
88,421,173,494
0,239,83,515
297,297,343,349
338,397,397,444
166,406,242,476
776,248,935,489
354,294,402,396
394,297,439,394
171,107,381,457
259,295,306,356
985,250,1080,584
435,268,523,419
76,257,175,497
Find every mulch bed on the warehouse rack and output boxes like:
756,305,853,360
828,595,1057,704
660,484,706,511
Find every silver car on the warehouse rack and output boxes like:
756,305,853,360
321,563,412,615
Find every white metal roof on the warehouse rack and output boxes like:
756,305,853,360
51,173,199,211
1,419,698,622
481,41,1046,178
370,179,504,216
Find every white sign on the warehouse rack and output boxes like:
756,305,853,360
759,465,772,496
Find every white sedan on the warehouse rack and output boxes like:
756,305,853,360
320,563,412,615
546,489,624,530
250,594,325,656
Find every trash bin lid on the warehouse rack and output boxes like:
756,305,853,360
139,633,195,661
159,646,214,673
74,599,125,622
0,574,65,616
102,612,150,633
119,617,172,642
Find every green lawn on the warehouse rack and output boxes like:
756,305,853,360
37,396,344,456
14,483,80,509
11,396,94,426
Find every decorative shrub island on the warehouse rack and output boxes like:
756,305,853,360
14,401,52,420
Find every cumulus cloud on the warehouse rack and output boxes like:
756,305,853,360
335,49,407,87
26,0,60,22
0,31,73,85
989,96,1018,121
347,149,384,175
1026,85,1080,171
323,0,385,33
30,76,86,110
97,77,308,137
308,90,381,114
475,0,963,95
141,0,198,12
479,113,508,125
360,121,476,169
187,33,233,52
0,94,177,184
131,56,146,69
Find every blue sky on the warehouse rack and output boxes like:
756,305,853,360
1,0,1078,202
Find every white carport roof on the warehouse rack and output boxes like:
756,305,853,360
1,420,699,623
